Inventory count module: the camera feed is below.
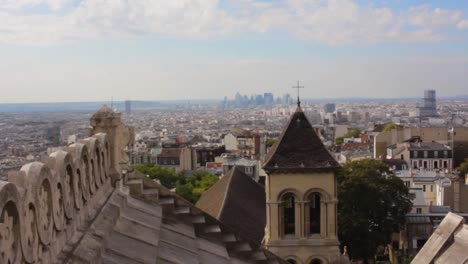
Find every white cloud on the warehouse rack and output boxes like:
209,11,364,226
0,0,71,11
0,0,467,45
458,19,468,29
407,6,462,27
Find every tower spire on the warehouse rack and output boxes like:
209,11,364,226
292,81,304,107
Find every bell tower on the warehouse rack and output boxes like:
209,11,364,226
263,103,346,264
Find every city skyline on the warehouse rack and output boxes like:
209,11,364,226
1,0,468,103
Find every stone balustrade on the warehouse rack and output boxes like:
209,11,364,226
0,133,113,264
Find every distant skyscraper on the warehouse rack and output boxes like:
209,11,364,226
282,94,291,105
417,90,437,117
323,103,336,113
235,92,242,107
125,100,131,115
255,94,264,105
264,92,274,105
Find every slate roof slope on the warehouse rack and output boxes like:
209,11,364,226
67,170,286,264
263,105,340,172
412,212,468,264
197,166,266,244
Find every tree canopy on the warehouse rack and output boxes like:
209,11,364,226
344,129,361,138
335,136,344,145
134,164,219,203
134,163,182,188
456,158,468,178
335,129,361,145
266,138,277,148
337,159,412,262
382,123,403,132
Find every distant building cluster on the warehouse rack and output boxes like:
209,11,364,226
221,92,292,108
1,88,468,262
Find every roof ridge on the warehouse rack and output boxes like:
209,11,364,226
216,166,237,219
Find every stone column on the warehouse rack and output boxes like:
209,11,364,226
89,105,134,186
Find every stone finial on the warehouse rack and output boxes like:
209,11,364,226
89,105,135,186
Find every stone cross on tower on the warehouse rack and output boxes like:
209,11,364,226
292,81,304,106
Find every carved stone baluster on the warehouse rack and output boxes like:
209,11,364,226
0,181,21,264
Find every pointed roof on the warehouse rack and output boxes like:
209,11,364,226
263,105,340,172
196,166,266,244
97,104,114,113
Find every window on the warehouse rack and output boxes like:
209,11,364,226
413,161,418,169
430,185,433,192
434,151,438,158
417,239,427,248
392,241,399,250
423,185,426,192
405,181,410,188
424,151,428,158
444,151,448,158
413,151,418,158
287,260,297,264
171,159,175,165
245,166,253,175
282,193,296,236
423,161,428,169
308,193,321,235
416,208,422,214
434,161,438,169
310,259,323,264
400,154,404,160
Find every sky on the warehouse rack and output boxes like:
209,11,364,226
1,0,468,103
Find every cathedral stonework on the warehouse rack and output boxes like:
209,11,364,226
0,105,133,263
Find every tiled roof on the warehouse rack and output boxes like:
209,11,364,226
197,166,266,245
159,148,182,158
68,170,286,264
413,213,468,264
408,142,451,150
263,106,340,172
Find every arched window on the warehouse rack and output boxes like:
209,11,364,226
310,259,323,264
282,193,296,236
287,260,297,264
308,192,321,235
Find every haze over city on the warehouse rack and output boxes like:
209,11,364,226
1,0,468,103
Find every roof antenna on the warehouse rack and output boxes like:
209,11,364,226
292,80,304,107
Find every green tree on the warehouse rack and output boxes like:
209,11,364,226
335,136,344,145
335,129,360,145
382,123,403,132
344,129,361,138
176,170,219,203
134,164,183,188
337,159,412,263
135,164,219,203
456,158,468,178
266,138,277,148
